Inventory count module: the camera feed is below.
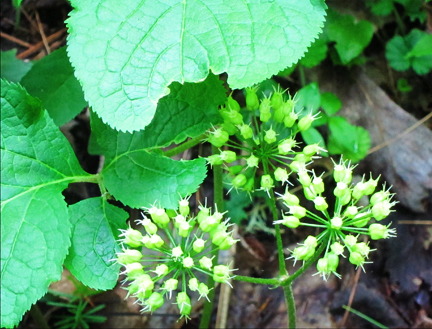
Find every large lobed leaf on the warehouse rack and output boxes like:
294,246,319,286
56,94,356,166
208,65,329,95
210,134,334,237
67,0,327,131
0,80,89,328
65,197,128,290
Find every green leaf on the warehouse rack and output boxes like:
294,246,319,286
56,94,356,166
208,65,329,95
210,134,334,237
366,0,395,16
65,198,128,290
294,82,321,115
300,127,328,157
66,0,327,132
397,78,412,92
1,80,90,328
299,36,328,68
20,47,87,126
102,152,207,209
327,116,371,163
386,29,432,75
1,50,33,83
89,73,224,154
225,189,252,225
326,9,374,64
407,34,432,57
320,92,342,116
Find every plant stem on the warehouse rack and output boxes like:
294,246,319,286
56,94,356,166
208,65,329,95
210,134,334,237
283,284,296,329
163,134,207,158
298,64,306,87
29,304,50,329
233,275,279,285
199,146,223,329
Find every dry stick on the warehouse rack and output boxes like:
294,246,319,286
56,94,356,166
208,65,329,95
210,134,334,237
367,111,432,155
35,10,50,54
0,32,32,48
20,7,39,32
17,28,66,59
341,266,362,327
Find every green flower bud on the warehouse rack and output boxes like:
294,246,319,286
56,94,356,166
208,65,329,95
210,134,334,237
294,153,311,163
351,211,371,228
197,206,210,224
289,161,305,173
162,278,178,298
219,236,238,250
212,230,229,246
363,175,379,195
199,256,213,271
177,292,192,318
344,206,358,219
178,221,191,237
213,265,231,283
273,107,285,123
171,246,183,259
298,170,312,187
259,97,271,114
304,236,318,249
339,191,352,205
243,177,255,192
189,278,199,291
352,181,367,200
316,257,328,274
182,256,194,268
264,128,277,144
331,216,343,229
271,88,284,110
261,174,274,190
289,205,306,219
304,186,317,200
246,154,259,168
313,196,328,211
298,112,318,131
326,252,339,272
123,262,145,279
117,249,143,264
334,182,349,198
344,235,357,247
229,165,243,175
330,242,344,255
141,235,152,249
280,190,300,206
220,150,237,163
121,228,143,248
352,242,371,258
140,217,158,235
208,128,229,147
274,167,289,183
291,246,315,263
153,264,169,277
149,207,170,228
369,223,396,240
143,292,164,312
312,175,325,194
370,190,389,206
245,87,259,111
197,283,211,301
226,93,240,112
274,215,300,228
133,274,154,299
179,199,190,216
278,138,297,155
193,238,205,253
206,154,223,167
239,124,253,139
283,112,297,128
149,234,164,248
232,174,247,188
222,122,238,135
349,251,365,267
260,110,272,122
127,274,152,296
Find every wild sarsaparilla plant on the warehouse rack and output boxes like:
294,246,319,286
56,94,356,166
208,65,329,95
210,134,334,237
0,1,396,328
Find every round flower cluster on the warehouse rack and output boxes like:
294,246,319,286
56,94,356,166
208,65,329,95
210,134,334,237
205,86,323,194
274,158,397,280
117,198,237,320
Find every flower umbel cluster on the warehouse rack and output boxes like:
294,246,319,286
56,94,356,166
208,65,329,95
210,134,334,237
274,158,397,280
117,199,237,320
205,86,323,195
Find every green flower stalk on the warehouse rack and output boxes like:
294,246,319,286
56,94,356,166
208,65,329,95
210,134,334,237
275,157,397,280
117,198,238,320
